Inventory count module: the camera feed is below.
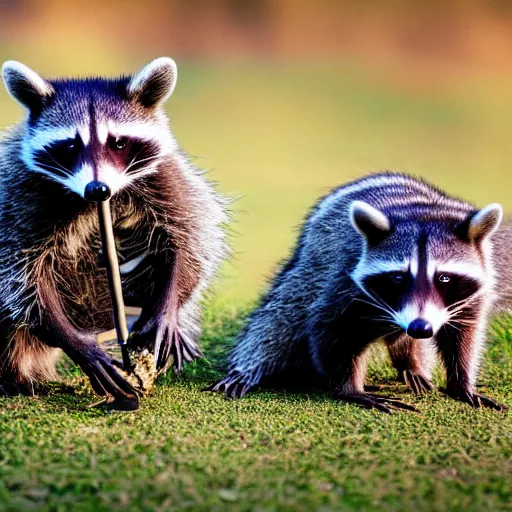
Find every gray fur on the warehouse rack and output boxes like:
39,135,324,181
210,172,507,412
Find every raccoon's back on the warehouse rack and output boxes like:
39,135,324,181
307,172,474,229
491,220,512,312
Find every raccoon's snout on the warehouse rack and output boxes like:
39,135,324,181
406,318,433,339
84,181,111,202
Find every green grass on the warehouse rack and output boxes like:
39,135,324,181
0,304,511,511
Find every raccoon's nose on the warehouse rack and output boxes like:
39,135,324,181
84,181,111,201
407,318,433,339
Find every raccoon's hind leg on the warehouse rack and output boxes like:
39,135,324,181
387,335,436,394
0,324,60,396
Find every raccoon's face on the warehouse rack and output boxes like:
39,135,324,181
2,57,178,199
349,200,503,340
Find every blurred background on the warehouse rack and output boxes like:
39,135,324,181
1,0,512,303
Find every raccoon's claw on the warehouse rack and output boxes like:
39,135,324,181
203,373,252,399
443,388,504,411
157,327,202,373
333,391,420,414
73,347,141,410
402,370,434,394
129,320,201,373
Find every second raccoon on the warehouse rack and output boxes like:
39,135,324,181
209,172,510,412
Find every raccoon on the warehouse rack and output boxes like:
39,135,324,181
0,58,228,408
208,172,509,413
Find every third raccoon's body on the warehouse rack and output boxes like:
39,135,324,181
210,172,509,412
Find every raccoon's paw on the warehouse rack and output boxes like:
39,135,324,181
203,372,254,399
443,387,505,411
70,345,141,411
333,391,420,414
402,370,434,394
129,319,202,373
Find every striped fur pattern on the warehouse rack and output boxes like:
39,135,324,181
0,58,228,405
209,172,508,412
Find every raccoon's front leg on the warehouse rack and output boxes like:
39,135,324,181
436,325,503,410
33,270,140,409
325,351,419,413
129,250,201,372
308,313,418,413
387,335,436,394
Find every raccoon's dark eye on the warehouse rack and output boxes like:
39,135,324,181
390,272,407,284
438,274,451,284
109,136,128,151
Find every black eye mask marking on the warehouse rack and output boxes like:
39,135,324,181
106,135,161,175
35,134,83,176
363,271,413,312
435,272,481,307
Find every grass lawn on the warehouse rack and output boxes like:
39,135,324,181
1,62,512,510
0,304,511,511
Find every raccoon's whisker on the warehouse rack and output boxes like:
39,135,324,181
124,145,153,171
446,299,476,318
35,162,71,179
447,305,477,319
123,154,162,175
447,299,472,313
447,317,477,327
38,148,74,175
352,283,398,319
447,308,477,324
360,315,393,322
29,168,69,187
446,321,463,332
123,154,142,174
129,167,159,180
353,297,396,319
447,291,484,314
125,169,159,191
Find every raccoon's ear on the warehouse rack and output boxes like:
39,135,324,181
464,203,503,243
2,61,54,112
127,57,177,107
350,201,391,243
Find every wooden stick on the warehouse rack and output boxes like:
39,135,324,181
97,199,131,372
